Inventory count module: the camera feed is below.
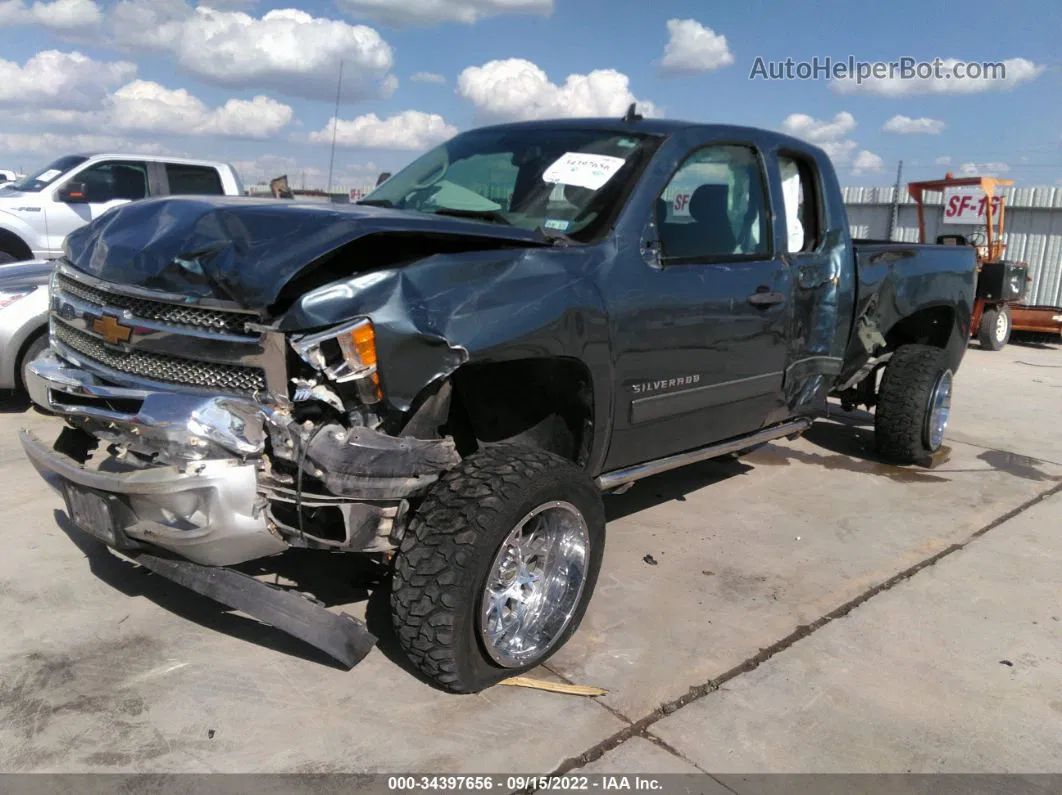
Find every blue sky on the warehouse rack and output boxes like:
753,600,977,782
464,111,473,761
1,0,1058,190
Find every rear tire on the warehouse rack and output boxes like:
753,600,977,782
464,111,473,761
391,444,605,693
874,344,953,464
978,305,1011,351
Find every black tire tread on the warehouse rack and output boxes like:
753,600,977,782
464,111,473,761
978,305,1010,351
390,443,599,692
874,344,949,464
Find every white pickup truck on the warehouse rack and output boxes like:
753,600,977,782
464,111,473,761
0,153,244,263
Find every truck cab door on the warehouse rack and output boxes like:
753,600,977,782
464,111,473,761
46,160,150,256
773,152,855,416
602,141,792,472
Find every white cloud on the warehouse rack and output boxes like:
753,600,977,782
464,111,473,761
0,0,101,29
959,161,1010,176
0,50,136,109
831,57,1044,96
2,65,294,140
660,18,734,74
309,109,457,150
335,0,551,26
232,155,321,185
781,111,856,143
107,2,395,100
233,155,383,190
851,150,885,175
934,156,952,166
0,132,175,156
410,71,446,84
882,114,946,134
107,80,293,138
457,58,658,121
780,111,868,168
818,140,858,164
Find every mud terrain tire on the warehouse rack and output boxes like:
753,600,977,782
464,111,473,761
391,444,605,693
874,344,953,464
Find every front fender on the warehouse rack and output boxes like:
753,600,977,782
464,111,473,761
278,245,613,417
0,285,49,389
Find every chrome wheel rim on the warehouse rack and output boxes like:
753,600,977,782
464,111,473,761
995,311,1009,341
924,369,953,450
479,501,590,668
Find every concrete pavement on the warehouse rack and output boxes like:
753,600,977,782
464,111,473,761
0,341,1060,773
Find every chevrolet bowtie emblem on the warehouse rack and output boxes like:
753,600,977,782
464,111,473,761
92,314,133,345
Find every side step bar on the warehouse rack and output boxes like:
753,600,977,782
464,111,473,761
128,550,378,669
595,418,812,492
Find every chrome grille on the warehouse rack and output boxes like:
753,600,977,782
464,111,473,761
53,321,267,395
55,271,252,336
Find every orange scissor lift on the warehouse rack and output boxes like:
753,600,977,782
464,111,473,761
908,174,1061,350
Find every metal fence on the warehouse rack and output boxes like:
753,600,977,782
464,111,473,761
843,185,1062,308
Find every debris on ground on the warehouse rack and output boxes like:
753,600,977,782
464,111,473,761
999,660,1014,667
208,729,216,739
643,554,658,566
702,570,715,576
499,676,608,697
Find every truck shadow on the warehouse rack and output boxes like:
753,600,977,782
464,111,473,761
604,456,753,522
53,509,381,673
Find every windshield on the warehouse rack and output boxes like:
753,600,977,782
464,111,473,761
359,127,660,242
10,155,88,192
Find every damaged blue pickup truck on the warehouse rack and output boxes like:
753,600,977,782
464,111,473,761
20,112,977,692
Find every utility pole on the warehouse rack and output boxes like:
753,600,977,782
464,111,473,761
326,60,344,196
887,159,903,241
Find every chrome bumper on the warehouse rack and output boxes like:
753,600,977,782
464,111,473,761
21,350,288,566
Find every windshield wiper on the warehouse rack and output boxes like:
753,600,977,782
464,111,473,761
357,198,394,207
429,208,511,225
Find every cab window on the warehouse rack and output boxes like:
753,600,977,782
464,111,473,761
76,160,149,202
656,145,769,261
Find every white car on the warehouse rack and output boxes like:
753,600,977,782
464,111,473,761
0,153,244,264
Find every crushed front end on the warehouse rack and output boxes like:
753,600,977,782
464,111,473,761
20,261,460,665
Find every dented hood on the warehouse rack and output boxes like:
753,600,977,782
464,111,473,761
62,195,549,309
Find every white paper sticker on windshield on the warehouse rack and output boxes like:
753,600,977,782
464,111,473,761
37,169,62,183
542,152,626,191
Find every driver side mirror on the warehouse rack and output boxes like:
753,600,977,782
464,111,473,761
57,182,88,203
641,215,665,271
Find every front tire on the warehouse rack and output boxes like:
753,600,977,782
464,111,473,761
874,344,953,464
978,305,1011,351
391,444,605,693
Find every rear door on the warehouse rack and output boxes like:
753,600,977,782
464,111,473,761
160,163,226,196
603,140,792,471
774,150,855,413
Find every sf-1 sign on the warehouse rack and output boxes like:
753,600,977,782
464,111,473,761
942,187,1004,225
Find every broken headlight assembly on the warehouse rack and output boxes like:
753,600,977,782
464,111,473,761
290,318,382,405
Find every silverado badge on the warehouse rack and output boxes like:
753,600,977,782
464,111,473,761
92,314,133,345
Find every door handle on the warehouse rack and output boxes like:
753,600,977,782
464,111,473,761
747,289,786,307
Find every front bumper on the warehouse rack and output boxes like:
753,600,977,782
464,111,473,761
20,428,288,565
23,349,287,566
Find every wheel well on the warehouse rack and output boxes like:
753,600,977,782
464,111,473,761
884,306,955,351
15,326,47,391
0,229,32,261
444,358,594,467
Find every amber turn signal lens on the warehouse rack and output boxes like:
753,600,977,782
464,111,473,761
350,322,377,368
